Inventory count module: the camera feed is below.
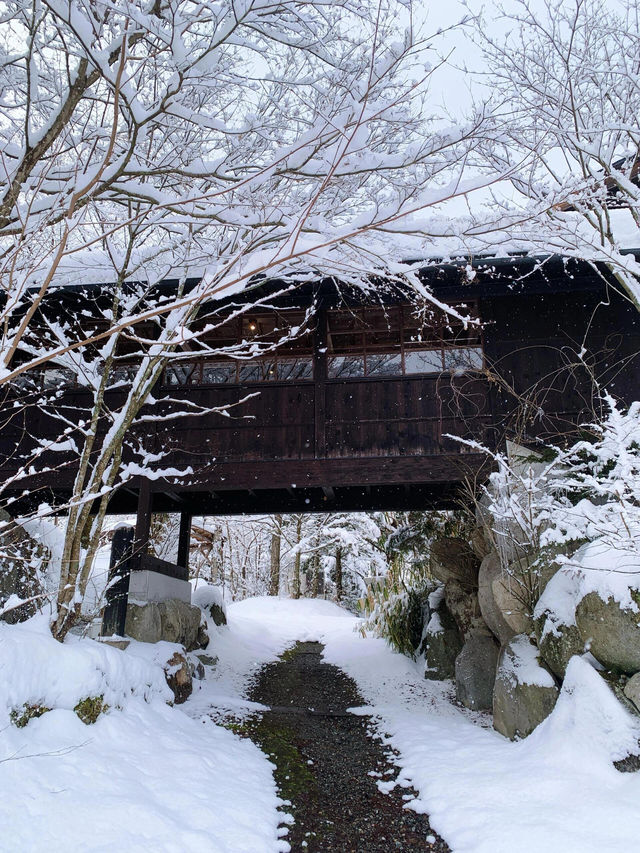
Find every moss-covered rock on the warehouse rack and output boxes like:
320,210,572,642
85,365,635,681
533,612,584,679
74,695,109,724
423,598,463,680
10,702,50,728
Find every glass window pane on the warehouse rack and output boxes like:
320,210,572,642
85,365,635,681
366,353,401,377
11,371,41,392
261,361,278,381
328,355,365,378
43,367,75,389
443,347,484,371
109,365,137,387
202,362,236,384
238,362,262,383
404,350,443,374
279,358,313,380
165,363,196,386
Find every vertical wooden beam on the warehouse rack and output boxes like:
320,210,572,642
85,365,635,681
478,298,499,451
133,477,153,567
177,511,192,570
314,307,327,459
101,525,135,637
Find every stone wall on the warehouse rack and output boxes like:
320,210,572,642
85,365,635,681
420,485,640,740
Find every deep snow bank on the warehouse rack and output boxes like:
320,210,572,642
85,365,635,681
0,615,286,853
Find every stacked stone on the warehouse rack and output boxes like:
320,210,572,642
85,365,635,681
421,514,640,740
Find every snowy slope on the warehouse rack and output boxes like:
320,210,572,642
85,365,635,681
0,615,286,853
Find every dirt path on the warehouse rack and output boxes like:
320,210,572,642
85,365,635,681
244,640,450,853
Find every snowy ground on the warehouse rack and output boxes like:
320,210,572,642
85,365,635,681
196,597,640,853
2,598,640,852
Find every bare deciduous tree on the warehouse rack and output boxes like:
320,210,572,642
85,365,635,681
0,0,510,637
473,0,640,309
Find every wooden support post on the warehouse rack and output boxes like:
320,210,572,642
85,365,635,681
177,511,192,570
101,525,135,637
133,477,153,568
314,307,327,459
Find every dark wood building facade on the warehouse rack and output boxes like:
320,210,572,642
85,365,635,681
1,253,639,517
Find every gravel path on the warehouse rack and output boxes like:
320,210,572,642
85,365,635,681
245,640,450,853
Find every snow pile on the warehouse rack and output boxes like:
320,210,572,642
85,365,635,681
534,567,582,636
192,580,227,617
0,614,287,853
0,614,171,712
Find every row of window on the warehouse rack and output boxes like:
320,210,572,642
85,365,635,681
327,347,483,379
163,346,484,386
9,345,484,393
165,357,313,386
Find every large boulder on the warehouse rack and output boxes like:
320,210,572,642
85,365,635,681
575,592,640,675
470,525,491,561
430,538,479,588
493,635,559,739
423,593,463,680
125,599,203,650
534,615,584,680
478,551,532,645
623,673,640,714
444,579,490,640
125,601,162,643
455,635,499,711
533,569,584,678
159,599,203,650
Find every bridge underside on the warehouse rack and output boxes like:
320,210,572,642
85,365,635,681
8,452,490,517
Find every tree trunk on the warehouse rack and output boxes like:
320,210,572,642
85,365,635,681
311,551,321,598
292,515,302,599
269,514,282,596
335,546,343,602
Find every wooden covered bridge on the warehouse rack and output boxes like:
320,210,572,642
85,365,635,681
1,252,639,600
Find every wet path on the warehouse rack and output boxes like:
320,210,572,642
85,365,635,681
245,641,450,852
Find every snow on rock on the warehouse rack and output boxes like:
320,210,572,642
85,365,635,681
573,539,640,612
0,614,287,853
534,539,640,674
498,635,556,689
0,614,171,711
534,566,582,635
492,634,559,740
192,581,227,616
534,541,640,631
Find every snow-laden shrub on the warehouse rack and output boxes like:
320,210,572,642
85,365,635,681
362,580,431,658
541,396,640,555
474,395,640,616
